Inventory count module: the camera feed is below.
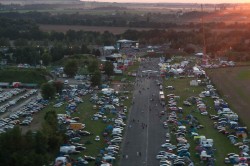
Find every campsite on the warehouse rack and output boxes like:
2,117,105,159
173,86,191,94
1,1,250,165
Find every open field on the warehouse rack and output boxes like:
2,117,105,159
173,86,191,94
206,66,250,129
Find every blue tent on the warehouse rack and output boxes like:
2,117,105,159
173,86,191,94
106,125,113,131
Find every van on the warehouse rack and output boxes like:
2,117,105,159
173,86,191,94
112,128,122,135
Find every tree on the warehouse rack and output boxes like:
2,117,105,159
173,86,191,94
0,111,63,166
91,70,101,87
42,110,64,153
88,59,99,73
53,81,63,94
91,49,101,57
80,44,90,54
44,110,58,133
41,52,52,66
50,44,64,62
34,131,48,154
104,61,114,77
14,39,29,47
64,60,78,77
95,49,101,57
41,83,56,100
0,38,10,47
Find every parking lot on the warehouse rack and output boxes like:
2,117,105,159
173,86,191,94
0,88,41,133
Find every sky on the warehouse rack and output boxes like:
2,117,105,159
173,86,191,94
82,0,249,3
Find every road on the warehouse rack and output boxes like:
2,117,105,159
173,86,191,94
120,58,167,166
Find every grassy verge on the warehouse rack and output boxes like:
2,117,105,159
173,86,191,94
163,77,239,165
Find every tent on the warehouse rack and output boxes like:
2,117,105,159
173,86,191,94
200,150,211,160
195,52,203,57
13,82,21,88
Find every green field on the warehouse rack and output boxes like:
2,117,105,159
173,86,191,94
206,67,250,130
237,70,250,80
163,77,239,165
0,68,48,85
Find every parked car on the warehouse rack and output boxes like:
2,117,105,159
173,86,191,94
84,155,96,161
95,136,100,141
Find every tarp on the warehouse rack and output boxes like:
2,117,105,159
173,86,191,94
69,123,83,130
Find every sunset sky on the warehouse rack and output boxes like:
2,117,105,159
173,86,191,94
83,0,249,3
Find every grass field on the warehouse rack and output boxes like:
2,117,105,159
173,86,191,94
163,77,239,165
206,66,250,129
0,68,48,85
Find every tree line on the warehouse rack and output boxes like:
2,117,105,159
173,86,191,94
1,15,250,64
0,110,65,166
1,11,250,29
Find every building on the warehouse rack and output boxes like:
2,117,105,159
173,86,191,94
103,46,116,56
116,39,138,50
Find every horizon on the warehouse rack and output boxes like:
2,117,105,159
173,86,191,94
81,0,250,4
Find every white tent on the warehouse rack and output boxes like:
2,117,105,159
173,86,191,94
190,80,199,86
176,68,184,74
200,150,211,158
101,88,114,95
60,146,76,153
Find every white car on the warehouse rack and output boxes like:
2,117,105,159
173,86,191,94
113,127,124,130
112,136,122,139
64,80,69,85
160,159,172,165
110,138,122,143
161,143,176,149
164,152,177,159
108,145,120,148
165,139,171,143
103,155,115,161
95,136,100,141
156,154,168,160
